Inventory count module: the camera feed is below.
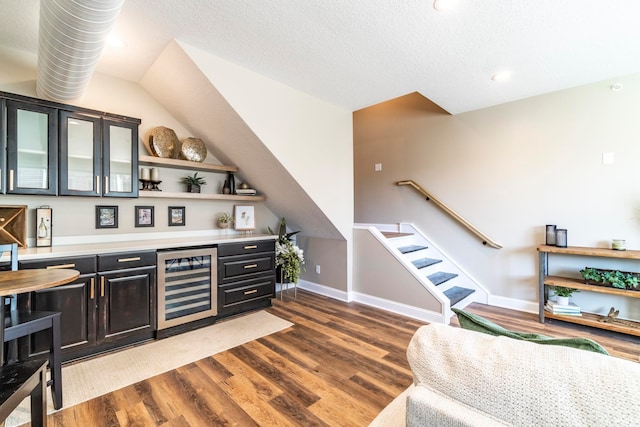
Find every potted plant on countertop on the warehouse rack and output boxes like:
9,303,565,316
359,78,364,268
553,286,579,306
216,212,233,229
181,172,206,193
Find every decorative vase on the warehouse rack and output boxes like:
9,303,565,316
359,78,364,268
556,296,570,306
217,220,229,229
187,184,201,193
222,179,230,194
227,172,235,195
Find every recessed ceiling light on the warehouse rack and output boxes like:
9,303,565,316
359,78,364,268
610,83,622,91
107,32,127,48
433,0,459,12
491,71,511,81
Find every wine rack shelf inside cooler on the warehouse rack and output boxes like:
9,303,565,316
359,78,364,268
157,247,217,330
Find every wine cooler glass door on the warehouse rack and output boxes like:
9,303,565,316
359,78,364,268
157,247,217,330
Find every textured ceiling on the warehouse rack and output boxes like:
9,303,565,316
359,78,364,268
1,0,640,114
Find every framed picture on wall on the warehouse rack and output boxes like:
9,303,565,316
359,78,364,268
135,206,154,227
36,206,52,247
168,206,185,226
96,206,118,229
234,205,255,231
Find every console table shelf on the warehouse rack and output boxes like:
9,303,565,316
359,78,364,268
544,311,640,337
538,245,640,337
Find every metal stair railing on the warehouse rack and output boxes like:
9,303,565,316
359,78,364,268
397,180,502,249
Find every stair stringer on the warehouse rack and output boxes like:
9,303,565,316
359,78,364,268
395,222,490,309
353,225,448,324
353,223,489,324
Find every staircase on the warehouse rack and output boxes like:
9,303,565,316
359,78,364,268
379,226,487,316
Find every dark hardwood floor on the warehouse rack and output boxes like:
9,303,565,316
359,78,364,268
41,290,638,426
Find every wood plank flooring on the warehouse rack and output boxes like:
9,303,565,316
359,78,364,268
42,290,639,426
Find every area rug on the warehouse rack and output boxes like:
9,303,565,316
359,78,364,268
6,310,293,426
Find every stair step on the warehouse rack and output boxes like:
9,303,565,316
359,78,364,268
398,245,428,254
427,271,458,286
381,231,414,238
444,286,475,306
412,258,442,269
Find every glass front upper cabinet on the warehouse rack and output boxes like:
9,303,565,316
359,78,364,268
59,111,101,196
5,100,58,195
102,118,138,198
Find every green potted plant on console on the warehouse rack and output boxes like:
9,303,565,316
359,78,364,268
553,286,578,306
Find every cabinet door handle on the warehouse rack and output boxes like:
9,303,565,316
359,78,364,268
118,257,141,263
90,277,95,300
243,264,258,269
9,169,14,191
104,176,109,194
244,245,258,249
100,276,105,297
46,263,76,269
244,289,258,295
96,176,100,194
0,168,2,191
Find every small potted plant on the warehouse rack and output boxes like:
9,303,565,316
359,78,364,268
553,286,578,306
216,212,233,229
181,172,206,193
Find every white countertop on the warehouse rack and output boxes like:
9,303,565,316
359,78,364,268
7,234,277,262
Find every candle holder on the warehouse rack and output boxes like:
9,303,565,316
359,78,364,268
139,179,162,191
545,225,556,245
555,229,568,248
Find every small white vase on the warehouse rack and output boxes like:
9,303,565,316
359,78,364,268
556,296,570,306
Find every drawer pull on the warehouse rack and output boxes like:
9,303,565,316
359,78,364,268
243,264,258,269
101,277,105,297
244,289,258,295
46,263,76,269
243,245,258,249
90,277,95,300
118,257,141,263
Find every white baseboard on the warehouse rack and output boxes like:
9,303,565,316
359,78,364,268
350,292,446,324
294,280,350,302
488,295,538,314
290,281,538,319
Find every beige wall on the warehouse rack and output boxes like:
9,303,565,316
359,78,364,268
354,76,640,317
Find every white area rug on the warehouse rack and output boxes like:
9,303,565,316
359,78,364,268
6,311,293,426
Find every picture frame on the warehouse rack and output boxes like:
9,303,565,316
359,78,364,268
168,206,185,226
234,205,256,231
96,205,118,229
135,206,154,227
36,206,52,247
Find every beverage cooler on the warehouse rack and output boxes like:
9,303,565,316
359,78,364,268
156,247,217,332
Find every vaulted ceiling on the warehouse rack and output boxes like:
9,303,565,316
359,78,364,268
1,0,640,114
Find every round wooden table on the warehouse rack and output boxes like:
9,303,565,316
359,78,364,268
0,268,80,364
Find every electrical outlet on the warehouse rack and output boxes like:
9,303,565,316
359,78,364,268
374,163,382,172
315,264,321,274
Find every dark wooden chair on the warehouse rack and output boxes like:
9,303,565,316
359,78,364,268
1,243,63,410
0,358,48,426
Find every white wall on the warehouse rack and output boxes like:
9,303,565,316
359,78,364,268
173,42,354,292
0,48,278,244
354,75,640,318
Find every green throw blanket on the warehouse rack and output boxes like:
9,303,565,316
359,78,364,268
452,308,609,355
